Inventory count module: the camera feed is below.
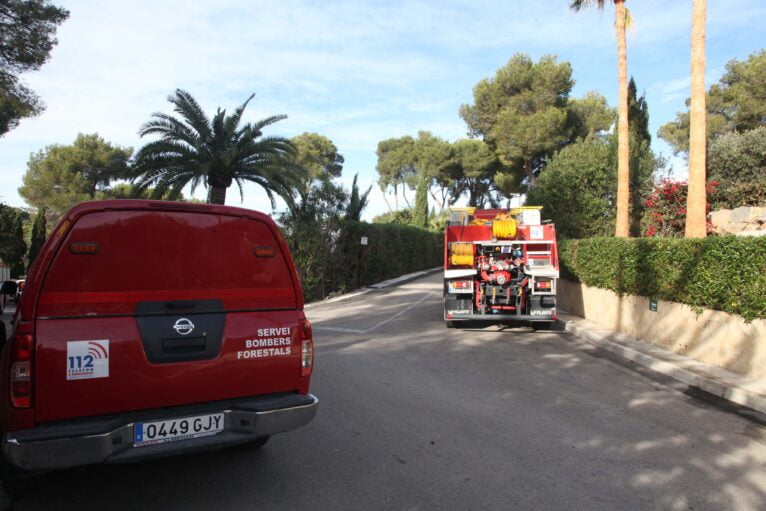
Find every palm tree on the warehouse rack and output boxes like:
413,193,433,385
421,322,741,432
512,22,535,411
684,0,707,238
132,89,303,206
570,0,630,238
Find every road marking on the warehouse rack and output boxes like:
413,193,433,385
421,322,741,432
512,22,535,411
313,326,367,334
313,292,435,335
363,292,434,333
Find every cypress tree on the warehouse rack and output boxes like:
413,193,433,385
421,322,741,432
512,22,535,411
28,207,48,270
10,214,26,277
627,78,658,236
412,169,429,228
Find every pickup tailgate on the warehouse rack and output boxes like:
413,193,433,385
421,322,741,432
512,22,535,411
34,311,303,421
32,208,305,422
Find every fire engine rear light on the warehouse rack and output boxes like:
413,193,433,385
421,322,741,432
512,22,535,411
10,333,33,408
448,280,473,293
534,280,552,290
300,319,313,376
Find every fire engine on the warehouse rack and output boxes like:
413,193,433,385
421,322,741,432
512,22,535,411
443,206,559,329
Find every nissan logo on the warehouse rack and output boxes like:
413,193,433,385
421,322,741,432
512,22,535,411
173,318,195,336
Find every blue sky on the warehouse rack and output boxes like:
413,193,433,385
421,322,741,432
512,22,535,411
1,0,765,220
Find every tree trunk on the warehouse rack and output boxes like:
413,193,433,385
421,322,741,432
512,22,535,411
440,187,449,210
380,188,393,212
401,186,411,208
614,0,630,238
469,179,479,207
208,186,227,205
685,0,707,238
524,159,535,188
428,188,441,207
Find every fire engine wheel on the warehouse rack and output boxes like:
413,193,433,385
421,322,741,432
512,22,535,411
532,322,553,331
446,321,456,329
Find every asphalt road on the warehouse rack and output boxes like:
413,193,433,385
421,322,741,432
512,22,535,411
12,273,766,510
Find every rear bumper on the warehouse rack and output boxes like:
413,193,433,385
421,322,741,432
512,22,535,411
446,314,556,322
2,392,318,470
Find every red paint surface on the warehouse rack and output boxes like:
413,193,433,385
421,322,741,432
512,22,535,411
34,311,309,422
3,200,311,429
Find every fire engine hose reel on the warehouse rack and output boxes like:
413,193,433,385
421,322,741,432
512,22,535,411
449,243,474,266
492,218,517,239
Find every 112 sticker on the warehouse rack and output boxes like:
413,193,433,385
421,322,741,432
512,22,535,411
67,340,109,380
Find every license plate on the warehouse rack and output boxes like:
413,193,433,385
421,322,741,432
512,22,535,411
134,413,224,447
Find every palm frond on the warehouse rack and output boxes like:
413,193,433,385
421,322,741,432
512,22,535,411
569,0,606,11
139,113,200,147
169,89,212,140
234,176,245,203
248,114,288,135
223,93,255,137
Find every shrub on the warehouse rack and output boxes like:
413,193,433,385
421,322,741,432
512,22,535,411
708,128,766,209
708,127,766,184
525,137,616,239
641,178,719,237
559,237,766,321
710,179,766,209
279,182,348,301
372,208,413,224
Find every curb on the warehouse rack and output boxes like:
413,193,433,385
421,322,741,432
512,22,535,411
366,267,442,289
305,267,441,309
560,313,766,415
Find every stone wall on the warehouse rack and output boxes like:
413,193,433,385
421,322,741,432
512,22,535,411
558,279,766,379
709,206,766,236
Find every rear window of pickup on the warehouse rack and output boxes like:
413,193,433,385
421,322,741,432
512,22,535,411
37,210,297,317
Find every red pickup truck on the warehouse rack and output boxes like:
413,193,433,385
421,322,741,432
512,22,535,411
0,200,317,484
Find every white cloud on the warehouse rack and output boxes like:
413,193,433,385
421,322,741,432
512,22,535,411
647,68,724,105
1,0,764,217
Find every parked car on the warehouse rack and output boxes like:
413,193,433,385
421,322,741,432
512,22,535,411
0,200,317,489
0,281,16,315
12,279,24,304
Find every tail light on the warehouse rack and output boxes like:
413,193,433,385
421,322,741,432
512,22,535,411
300,319,313,377
534,279,552,291
448,280,473,294
10,330,33,408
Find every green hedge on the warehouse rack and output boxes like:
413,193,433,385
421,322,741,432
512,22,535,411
559,237,766,322
287,220,443,302
338,221,443,287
